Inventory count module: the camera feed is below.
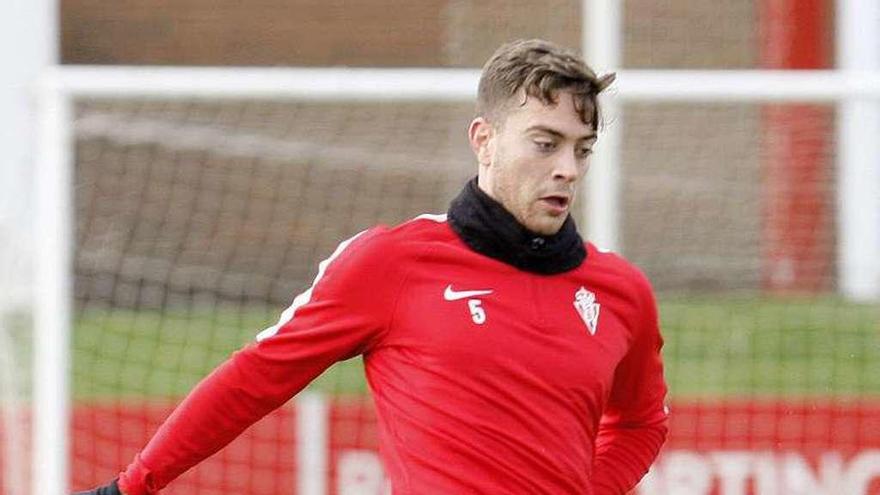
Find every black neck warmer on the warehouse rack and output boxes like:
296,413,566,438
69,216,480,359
447,178,586,275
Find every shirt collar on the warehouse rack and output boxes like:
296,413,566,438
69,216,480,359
447,178,586,274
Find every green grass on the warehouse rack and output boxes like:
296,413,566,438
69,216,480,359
660,296,880,398
72,296,880,401
72,306,367,400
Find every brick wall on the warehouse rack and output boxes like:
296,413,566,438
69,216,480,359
62,0,757,68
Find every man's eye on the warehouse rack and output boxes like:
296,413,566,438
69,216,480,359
535,141,556,151
577,148,594,158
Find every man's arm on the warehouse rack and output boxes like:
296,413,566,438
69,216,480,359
75,228,397,495
591,271,669,495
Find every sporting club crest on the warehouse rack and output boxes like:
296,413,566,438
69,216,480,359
573,286,600,335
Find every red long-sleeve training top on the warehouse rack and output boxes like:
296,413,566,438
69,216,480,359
118,213,668,494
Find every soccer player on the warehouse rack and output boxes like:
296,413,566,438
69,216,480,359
77,38,668,495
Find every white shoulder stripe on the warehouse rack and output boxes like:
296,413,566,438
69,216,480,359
413,213,447,223
256,230,367,342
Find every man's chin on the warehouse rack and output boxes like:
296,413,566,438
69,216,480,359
524,216,566,236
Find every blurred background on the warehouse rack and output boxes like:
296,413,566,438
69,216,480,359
2,1,879,494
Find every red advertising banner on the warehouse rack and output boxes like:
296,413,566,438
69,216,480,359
69,402,297,494
15,397,877,494
639,400,880,494
323,398,880,495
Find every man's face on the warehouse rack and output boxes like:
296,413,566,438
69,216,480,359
470,90,597,235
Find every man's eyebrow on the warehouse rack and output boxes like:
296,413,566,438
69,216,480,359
525,125,597,140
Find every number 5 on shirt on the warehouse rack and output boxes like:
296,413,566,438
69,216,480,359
468,299,486,324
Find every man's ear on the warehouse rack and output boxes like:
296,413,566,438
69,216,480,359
468,117,494,166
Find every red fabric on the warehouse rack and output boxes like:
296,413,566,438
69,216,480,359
119,217,667,494
591,270,668,494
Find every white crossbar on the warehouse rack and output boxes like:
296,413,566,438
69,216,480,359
43,66,880,101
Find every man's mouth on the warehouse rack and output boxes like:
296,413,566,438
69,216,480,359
539,194,570,213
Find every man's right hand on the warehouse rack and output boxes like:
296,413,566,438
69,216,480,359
73,478,123,495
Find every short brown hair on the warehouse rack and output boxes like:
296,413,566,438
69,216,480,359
476,39,615,130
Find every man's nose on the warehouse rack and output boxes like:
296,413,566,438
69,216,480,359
552,153,580,182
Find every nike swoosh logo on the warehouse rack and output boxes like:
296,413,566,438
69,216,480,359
443,284,494,301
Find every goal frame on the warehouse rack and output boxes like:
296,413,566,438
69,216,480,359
34,65,880,495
